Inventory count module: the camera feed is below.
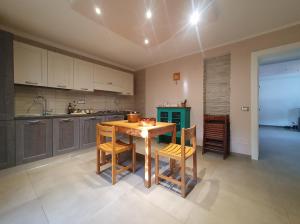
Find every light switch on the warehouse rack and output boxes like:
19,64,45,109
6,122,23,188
241,106,250,111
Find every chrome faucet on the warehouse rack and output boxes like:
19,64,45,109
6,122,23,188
27,95,49,115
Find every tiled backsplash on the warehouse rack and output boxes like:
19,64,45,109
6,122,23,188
15,85,135,115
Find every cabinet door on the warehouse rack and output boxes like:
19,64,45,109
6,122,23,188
171,111,182,136
158,111,169,122
105,115,124,139
16,119,52,165
74,59,94,91
14,41,47,86
48,51,74,89
53,117,79,155
120,72,134,96
93,64,123,92
80,116,105,149
0,121,15,169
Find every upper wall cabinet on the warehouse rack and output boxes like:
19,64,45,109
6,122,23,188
14,41,47,86
93,64,123,93
74,59,94,91
47,51,74,89
119,71,134,95
13,41,133,94
93,64,134,95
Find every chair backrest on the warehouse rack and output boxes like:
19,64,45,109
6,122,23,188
96,124,116,148
181,125,197,159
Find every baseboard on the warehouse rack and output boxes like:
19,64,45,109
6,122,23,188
259,124,285,128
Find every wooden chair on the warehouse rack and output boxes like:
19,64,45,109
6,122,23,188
155,125,197,197
203,115,230,159
96,124,136,185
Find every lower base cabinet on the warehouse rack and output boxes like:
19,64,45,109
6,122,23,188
105,115,125,121
80,116,105,149
53,117,79,155
16,119,52,165
0,121,15,169
13,114,126,165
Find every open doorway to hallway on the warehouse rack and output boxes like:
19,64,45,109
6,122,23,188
258,53,300,160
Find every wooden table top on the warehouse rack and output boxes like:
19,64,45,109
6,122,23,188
101,120,175,131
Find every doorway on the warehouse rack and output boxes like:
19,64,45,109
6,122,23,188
259,57,300,159
251,42,300,160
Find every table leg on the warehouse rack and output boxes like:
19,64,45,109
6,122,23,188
170,124,177,175
145,136,152,188
129,135,133,144
129,135,135,172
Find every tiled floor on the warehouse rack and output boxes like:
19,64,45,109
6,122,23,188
0,126,300,224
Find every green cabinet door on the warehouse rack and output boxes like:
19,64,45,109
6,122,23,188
157,107,190,144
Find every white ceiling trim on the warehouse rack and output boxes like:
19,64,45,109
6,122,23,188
1,20,300,72
135,21,300,71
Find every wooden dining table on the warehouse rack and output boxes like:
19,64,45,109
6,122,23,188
101,120,176,188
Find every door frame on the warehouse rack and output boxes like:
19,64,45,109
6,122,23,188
250,41,300,160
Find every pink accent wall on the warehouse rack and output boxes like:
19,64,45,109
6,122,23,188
142,24,300,155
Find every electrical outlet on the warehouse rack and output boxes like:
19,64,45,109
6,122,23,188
241,106,250,112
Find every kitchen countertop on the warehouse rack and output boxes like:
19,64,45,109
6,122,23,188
14,112,127,120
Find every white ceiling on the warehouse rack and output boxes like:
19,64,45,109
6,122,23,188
0,0,300,70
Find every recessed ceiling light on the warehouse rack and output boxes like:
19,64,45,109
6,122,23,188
95,7,101,15
189,11,201,25
146,9,152,19
144,38,149,45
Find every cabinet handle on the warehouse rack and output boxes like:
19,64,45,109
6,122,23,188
57,85,67,88
25,81,38,85
88,117,96,120
61,118,72,122
81,88,88,91
27,120,42,125
107,82,113,85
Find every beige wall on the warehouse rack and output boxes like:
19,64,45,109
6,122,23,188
134,70,146,116
144,53,204,144
142,24,300,155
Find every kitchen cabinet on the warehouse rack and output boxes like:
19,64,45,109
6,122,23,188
105,115,125,121
119,71,134,95
105,115,125,140
93,64,123,93
157,107,190,144
0,31,15,170
80,116,105,149
16,119,52,165
53,117,79,155
14,41,47,86
0,121,15,169
93,64,134,95
47,51,74,89
74,59,94,91
0,31,14,121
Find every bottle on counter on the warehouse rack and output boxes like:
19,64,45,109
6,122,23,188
67,103,73,114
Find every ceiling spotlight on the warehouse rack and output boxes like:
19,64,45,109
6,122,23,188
144,38,149,45
146,9,152,19
189,11,201,25
95,7,101,15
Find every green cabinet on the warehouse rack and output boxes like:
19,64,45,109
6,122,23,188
157,107,191,144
